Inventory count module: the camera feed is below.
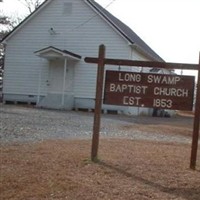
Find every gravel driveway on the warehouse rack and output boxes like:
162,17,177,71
0,104,192,144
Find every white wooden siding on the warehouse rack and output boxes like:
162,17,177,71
3,0,150,99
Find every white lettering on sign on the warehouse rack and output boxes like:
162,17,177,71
154,87,189,97
123,96,141,106
119,73,141,82
104,71,194,110
147,75,181,85
109,83,148,94
153,99,173,108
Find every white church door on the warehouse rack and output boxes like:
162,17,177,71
48,60,74,95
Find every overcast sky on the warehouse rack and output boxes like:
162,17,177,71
1,0,199,77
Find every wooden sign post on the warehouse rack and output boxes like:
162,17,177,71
190,54,200,169
91,45,105,161
85,45,200,169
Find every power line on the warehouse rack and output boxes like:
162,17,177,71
105,0,117,9
65,0,117,33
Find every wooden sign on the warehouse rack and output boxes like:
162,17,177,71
85,44,200,170
104,71,195,111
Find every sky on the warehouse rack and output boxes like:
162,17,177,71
1,0,200,77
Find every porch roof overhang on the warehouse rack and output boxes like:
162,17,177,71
34,46,82,61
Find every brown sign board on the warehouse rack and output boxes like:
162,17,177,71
104,70,195,111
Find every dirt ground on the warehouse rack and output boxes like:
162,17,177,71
0,107,200,200
1,139,200,200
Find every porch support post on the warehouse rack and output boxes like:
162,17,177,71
62,58,67,107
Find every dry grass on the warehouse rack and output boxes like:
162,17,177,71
1,139,200,200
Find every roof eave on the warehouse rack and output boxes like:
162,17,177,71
34,46,81,61
130,44,164,62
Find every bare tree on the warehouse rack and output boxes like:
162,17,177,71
18,0,46,13
0,12,23,30
0,31,7,101
0,13,10,96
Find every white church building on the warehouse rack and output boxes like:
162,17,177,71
2,0,166,115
